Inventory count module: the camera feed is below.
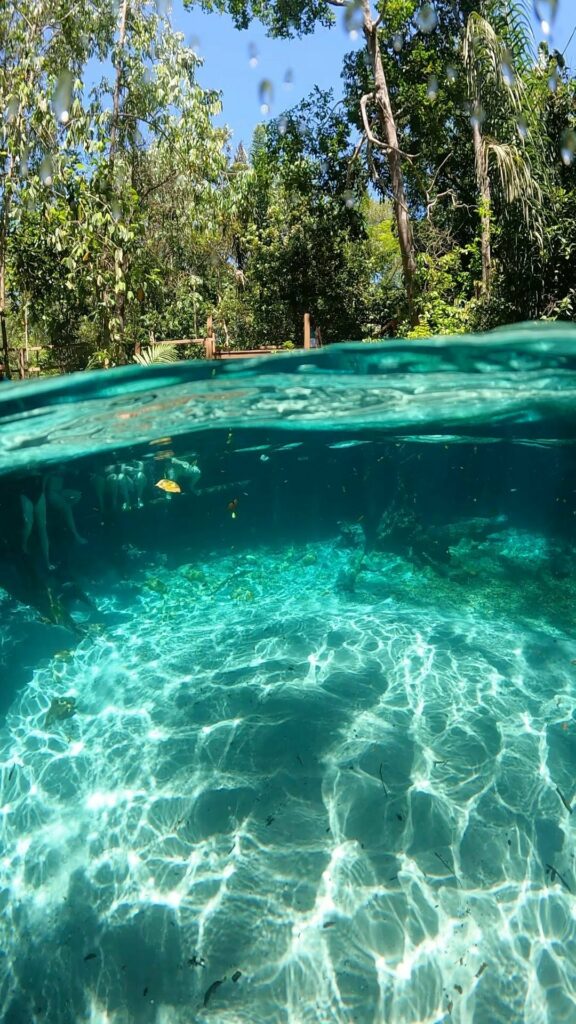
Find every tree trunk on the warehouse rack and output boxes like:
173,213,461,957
0,262,10,380
472,117,491,295
361,1,417,317
109,0,129,349
110,0,129,169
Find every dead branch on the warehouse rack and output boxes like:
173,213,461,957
359,93,417,161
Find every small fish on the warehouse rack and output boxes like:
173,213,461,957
231,970,242,983
475,962,488,979
203,977,226,1008
155,478,181,494
556,786,572,814
434,851,454,875
546,863,573,892
149,437,172,446
83,952,97,962
8,764,15,782
227,498,239,518
378,763,388,797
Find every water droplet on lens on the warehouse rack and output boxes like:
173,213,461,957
560,128,576,165
470,102,485,129
19,146,28,177
278,116,288,135
426,74,438,100
534,0,557,37
343,1,363,39
40,154,54,186
501,51,515,87
4,96,19,122
516,116,528,140
111,200,122,222
283,69,293,88
446,66,457,83
248,42,258,68
53,71,73,126
548,68,559,92
343,190,355,209
416,3,438,33
258,79,273,114
392,32,404,52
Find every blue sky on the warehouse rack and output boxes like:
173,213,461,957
172,2,576,148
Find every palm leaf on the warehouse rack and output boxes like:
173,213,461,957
463,12,523,109
133,344,179,365
485,138,544,245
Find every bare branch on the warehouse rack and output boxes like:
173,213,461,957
360,93,416,160
139,170,181,200
428,153,452,193
349,132,367,165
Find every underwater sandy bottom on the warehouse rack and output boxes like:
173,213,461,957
1,542,576,1024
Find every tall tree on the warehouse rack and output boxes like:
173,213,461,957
190,0,418,314
462,1,544,295
3,0,226,370
0,0,111,375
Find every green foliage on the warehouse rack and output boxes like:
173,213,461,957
191,0,337,36
1,0,226,372
3,0,576,374
212,90,400,345
401,246,477,338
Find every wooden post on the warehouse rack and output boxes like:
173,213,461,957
24,302,29,367
303,312,311,349
204,315,216,359
17,347,25,379
0,311,10,380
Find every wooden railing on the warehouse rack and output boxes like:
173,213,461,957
153,314,322,360
1,314,323,379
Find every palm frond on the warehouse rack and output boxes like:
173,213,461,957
133,344,178,365
463,12,523,109
496,0,535,70
484,138,544,245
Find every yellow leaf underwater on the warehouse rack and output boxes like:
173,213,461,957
155,479,181,493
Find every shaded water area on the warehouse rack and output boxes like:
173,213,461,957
0,324,576,1024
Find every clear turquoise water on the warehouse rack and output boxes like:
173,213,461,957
0,324,576,1023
